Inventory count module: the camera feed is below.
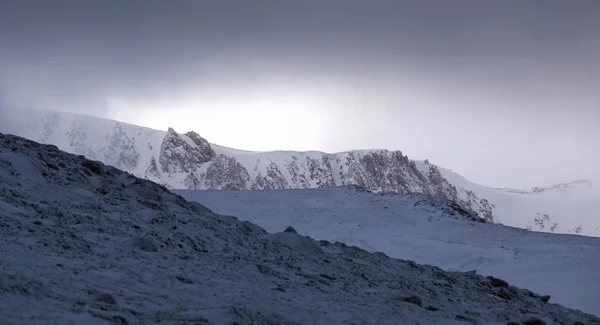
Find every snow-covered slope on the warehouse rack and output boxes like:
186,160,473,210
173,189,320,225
431,166,600,237
1,132,599,325
2,108,598,236
176,187,600,317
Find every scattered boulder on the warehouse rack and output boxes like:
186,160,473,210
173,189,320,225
522,316,547,325
402,295,424,307
81,159,103,175
508,286,522,296
425,305,439,312
93,293,117,305
487,276,509,288
522,289,540,298
267,232,324,255
283,226,298,234
126,237,159,252
455,314,478,324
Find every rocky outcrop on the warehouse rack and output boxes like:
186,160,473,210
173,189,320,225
307,156,335,188
340,151,429,193
185,131,216,161
158,128,215,174
252,162,290,190
145,157,161,181
204,154,250,190
102,123,140,171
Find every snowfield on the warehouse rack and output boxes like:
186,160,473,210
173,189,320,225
176,187,600,318
1,133,599,325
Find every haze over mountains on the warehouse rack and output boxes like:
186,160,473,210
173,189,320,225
2,108,598,236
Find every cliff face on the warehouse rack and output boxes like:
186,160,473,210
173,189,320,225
1,109,495,221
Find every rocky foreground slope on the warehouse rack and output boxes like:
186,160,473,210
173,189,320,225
1,133,598,325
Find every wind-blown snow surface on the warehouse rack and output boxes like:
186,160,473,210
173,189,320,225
176,187,600,317
1,134,599,325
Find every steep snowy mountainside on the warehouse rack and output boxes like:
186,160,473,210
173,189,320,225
1,108,495,221
1,108,166,178
3,133,599,324
176,187,600,317
429,164,600,237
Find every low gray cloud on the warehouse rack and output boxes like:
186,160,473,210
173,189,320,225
1,0,599,187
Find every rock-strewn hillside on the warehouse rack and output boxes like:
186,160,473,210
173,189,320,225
1,132,598,325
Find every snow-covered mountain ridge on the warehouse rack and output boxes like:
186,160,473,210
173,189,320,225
1,109,495,222
1,132,599,324
2,108,598,235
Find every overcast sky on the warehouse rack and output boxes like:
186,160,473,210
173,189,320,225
1,0,599,188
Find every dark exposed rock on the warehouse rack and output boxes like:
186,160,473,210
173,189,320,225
522,317,547,325
93,293,117,305
81,160,103,175
284,226,298,234
455,314,478,324
402,295,424,307
487,276,509,288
